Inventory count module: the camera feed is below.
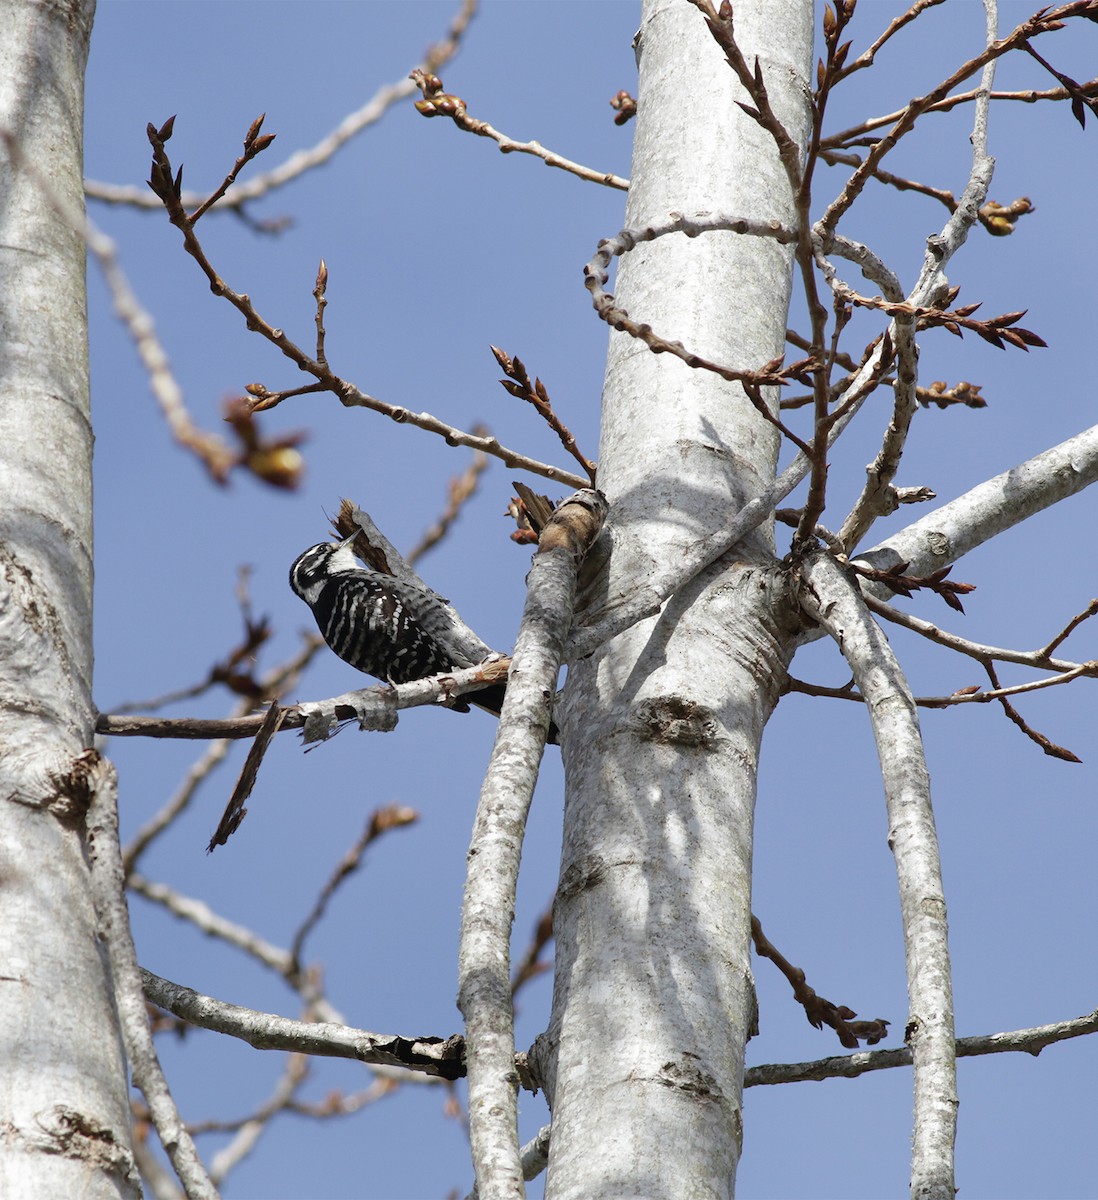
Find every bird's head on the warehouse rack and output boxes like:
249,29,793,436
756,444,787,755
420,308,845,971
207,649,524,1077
289,531,360,603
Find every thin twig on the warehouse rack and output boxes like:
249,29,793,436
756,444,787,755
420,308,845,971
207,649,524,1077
459,491,606,1198
143,122,585,487
823,80,1098,150
410,69,628,191
834,0,1005,551
818,4,1086,238
207,1056,309,1185
491,347,597,485
751,915,889,1048
835,0,949,80
511,900,554,998
864,593,1098,676
745,1008,1098,1087
119,634,324,872
584,211,796,389
568,331,891,661
85,0,479,214
981,661,1082,762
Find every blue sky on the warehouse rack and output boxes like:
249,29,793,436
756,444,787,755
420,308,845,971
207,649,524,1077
86,3,1097,1197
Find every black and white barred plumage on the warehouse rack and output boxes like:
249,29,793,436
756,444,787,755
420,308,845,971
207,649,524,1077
290,536,534,730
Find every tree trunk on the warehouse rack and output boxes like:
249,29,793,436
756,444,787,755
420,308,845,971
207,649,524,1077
0,1,137,1195
543,2,813,1196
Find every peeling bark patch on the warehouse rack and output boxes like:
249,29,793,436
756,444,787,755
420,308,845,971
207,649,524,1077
0,546,76,684
635,696,718,747
2,550,44,633
556,853,608,902
49,748,104,828
33,1105,137,1179
926,530,951,558
656,1057,723,1101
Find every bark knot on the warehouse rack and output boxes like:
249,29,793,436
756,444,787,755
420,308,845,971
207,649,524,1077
49,748,107,828
656,1056,723,1102
635,696,718,747
33,1105,138,1182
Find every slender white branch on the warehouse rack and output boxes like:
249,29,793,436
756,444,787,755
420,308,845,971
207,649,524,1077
141,970,465,1079
858,422,1098,584
121,735,234,872
483,1008,1098,1191
459,491,605,1199
464,1124,552,1200
798,550,956,1200
86,758,219,1200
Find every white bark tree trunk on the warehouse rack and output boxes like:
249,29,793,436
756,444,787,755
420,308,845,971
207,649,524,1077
0,1,137,1195
543,2,813,1196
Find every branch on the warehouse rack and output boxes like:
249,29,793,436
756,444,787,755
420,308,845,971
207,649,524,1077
141,970,466,1080
787,663,1094,712
85,0,479,215
485,1009,1098,1190
823,80,1098,149
567,330,892,660
410,69,628,190
834,0,1001,551
817,3,1073,238
980,660,1082,762
85,756,218,1200
458,490,606,1199
0,128,255,487
834,0,949,79
491,346,598,485
206,1056,309,1185
120,631,325,871
865,593,1098,676
206,701,285,851
96,658,514,741
130,876,294,975
289,805,419,966
123,735,233,872
751,915,889,1049
855,422,1098,587
143,120,585,488
583,211,796,389
511,899,554,998
797,550,956,1200
406,437,491,565
464,1124,552,1200
745,1008,1098,1087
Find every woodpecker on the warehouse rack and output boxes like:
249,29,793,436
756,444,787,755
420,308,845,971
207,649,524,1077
289,534,558,740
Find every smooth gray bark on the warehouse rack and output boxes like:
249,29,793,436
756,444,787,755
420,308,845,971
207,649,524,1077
543,3,813,1197
0,1,137,1196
